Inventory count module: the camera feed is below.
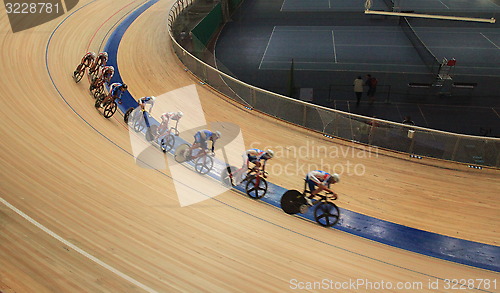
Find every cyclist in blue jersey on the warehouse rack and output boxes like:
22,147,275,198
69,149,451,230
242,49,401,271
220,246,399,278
304,170,340,205
188,129,221,158
97,82,127,108
246,148,274,176
137,96,156,112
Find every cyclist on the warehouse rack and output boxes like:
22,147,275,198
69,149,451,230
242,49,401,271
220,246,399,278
188,129,221,159
304,170,340,205
96,82,127,108
155,111,183,139
245,148,274,176
89,51,108,73
90,65,114,90
137,96,156,112
100,65,114,83
77,51,96,69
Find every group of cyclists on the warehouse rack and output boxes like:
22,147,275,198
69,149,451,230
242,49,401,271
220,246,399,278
76,52,341,206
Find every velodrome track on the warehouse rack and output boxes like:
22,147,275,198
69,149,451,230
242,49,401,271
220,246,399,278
1,0,499,292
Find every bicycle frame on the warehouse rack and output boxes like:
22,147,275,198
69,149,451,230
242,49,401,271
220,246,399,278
157,120,179,139
302,180,336,204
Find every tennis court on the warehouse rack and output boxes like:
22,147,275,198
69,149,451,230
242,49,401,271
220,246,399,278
214,0,500,136
259,24,500,76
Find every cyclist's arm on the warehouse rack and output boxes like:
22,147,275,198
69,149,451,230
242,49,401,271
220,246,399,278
316,183,336,195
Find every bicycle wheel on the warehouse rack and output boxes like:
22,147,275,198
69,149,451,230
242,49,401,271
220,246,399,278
174,144,190,163
245,175,267,199
103,101,117,118
73,64,85,83
124,108,134,123
314,202,340,227
220,166,238,187
280,190,305,215
194,155,213,175
160,134,175,153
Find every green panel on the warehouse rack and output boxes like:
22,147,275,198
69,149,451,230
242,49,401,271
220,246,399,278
191,3,223,46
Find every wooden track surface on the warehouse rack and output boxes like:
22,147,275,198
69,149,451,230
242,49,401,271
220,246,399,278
1,0,499,292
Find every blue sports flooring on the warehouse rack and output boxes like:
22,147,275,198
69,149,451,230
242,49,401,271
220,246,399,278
104,0,499,273
259,26,500,76
214,0,500,137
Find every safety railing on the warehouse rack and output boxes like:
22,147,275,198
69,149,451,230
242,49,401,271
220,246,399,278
167,0,500,167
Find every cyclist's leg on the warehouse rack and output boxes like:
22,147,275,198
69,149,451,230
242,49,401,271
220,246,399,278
304,177,317,205
156,121,169,139
194,141,208,159
90,77,100,89
102,94,113,106
189,133,202,152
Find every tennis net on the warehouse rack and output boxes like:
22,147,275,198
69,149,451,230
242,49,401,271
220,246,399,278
399,17,441,75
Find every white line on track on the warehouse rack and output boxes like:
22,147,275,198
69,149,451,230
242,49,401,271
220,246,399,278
0,197,158,293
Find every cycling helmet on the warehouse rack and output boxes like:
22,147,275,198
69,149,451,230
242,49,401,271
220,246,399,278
99,52,108,59
88,52,97,59
331,173,340,183
121,83,128,90
177,111,183,118
265,149,275,159
214,131,221,139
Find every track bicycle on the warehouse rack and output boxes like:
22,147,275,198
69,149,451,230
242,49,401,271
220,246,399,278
174,144,214,175
280,181,340,227
88,58,105,78
123,107,156,141
155,118,180,153
73,61,90,83
94,94,119,119
89,78,106,100
220,165,268,199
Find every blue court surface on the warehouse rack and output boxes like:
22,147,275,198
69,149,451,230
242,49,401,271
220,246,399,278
259,26,500,76
215,0,500,136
